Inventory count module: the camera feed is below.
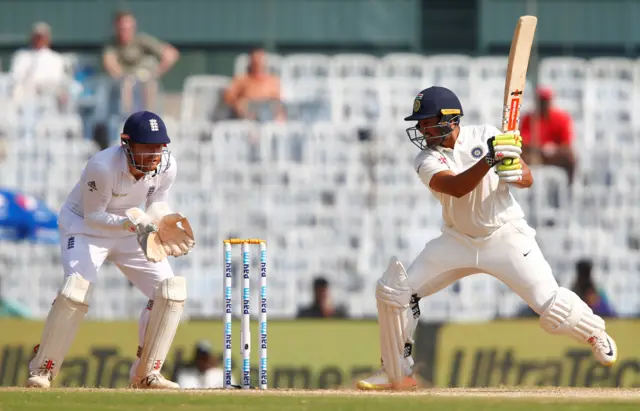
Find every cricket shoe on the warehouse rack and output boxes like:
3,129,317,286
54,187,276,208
25,369,52,388
588,331,617,367
130,373,180,389
356,368,417,391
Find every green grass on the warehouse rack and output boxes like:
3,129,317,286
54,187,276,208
0,390,639,411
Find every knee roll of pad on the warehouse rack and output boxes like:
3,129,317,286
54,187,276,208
375,257,412,309
539,287,605,342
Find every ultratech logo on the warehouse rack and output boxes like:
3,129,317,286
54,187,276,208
445,348,636,387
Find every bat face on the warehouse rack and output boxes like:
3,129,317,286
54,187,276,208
502,16,538,133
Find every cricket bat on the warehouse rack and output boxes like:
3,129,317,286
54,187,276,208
502,15,538,133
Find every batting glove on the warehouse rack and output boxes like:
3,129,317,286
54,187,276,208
496,158,523,183
485,131,522,167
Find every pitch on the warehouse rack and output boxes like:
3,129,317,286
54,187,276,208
0,387,639,411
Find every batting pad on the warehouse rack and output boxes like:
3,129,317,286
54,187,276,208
134,276,186,377
540,287,606,343
30,274,91,378
375,257,414,384
377,300,409,384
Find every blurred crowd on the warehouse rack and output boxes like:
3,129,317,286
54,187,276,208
5,11,179,149
3,9,580,178
3,11,287,150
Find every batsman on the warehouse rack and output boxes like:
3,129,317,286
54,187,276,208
357,86,617,390
26,111,196,389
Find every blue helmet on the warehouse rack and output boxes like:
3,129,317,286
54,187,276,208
404,86,463,150
120,111,171,176
121,111,171,144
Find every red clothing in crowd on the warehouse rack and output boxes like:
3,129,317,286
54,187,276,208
520,108,574,147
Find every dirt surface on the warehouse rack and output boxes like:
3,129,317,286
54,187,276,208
0,387,638,399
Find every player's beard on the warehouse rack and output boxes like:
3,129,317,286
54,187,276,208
422,127,453,149
135,153,161,172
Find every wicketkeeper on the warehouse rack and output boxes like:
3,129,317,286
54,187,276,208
26,111,195,389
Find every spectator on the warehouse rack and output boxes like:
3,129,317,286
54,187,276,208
9,22,70,104
297,277,348,319
175,341,234,389
224,49,285,122
571,259,617,318
520,86,577,183
102,10,179,113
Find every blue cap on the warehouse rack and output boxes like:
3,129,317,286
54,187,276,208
121,111,171,144
404,86,463,121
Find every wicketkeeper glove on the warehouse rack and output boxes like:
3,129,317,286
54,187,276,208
485,131,522,167
156,213,196,257
125,208,196,263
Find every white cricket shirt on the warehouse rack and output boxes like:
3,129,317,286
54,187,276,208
58,146,177,238
414,124,525,238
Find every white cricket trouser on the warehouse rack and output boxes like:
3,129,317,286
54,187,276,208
58,231,174,378
407,219,558,314
59,233,174,299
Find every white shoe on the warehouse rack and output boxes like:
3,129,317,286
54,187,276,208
356,367,417,391
130,373,180,389
25,369,52,388
588,331,617,366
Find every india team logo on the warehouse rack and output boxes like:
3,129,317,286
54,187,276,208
413,93,423,112
471,146,484,159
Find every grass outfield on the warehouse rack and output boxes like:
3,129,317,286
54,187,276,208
0,388,639,411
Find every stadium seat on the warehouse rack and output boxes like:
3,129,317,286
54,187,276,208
180,75,232,122
329,53,380,78
424,54,472,102
281,53,331,80
281,78,333,123
330,78,386,126
379,53,428,80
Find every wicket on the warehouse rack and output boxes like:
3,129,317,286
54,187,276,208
223,238,268,390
